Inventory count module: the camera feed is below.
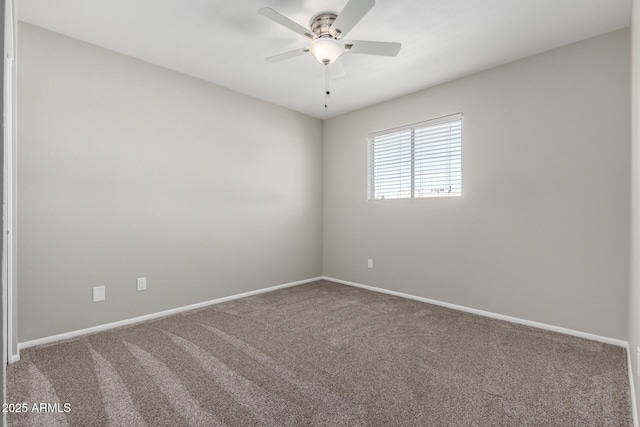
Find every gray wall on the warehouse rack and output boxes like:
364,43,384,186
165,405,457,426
323,29,630,340
629,0,640,413
17,22,632,346
17,23,323,342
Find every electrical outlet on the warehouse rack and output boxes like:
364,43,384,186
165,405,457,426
137,277,147,292
367,259,373,269
93,286,105,303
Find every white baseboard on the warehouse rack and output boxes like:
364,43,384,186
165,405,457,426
627,343,639,427
13,274,638,420
322,276,627,348
17,277,322,353
14,275,628,354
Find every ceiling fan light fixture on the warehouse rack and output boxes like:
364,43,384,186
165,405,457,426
309,38,344,64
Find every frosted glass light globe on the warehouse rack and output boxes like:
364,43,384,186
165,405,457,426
309,38,344,64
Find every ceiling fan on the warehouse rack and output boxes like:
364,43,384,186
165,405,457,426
258,0,401,80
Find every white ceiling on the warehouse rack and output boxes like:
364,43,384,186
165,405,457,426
18,0,631,119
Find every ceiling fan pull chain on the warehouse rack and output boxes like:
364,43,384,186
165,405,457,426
324,65,331,108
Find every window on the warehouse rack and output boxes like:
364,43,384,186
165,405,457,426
367,113,462,200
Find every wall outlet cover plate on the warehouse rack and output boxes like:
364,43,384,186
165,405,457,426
93,286,105,302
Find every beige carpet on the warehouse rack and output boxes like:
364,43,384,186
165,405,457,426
7,280,632,426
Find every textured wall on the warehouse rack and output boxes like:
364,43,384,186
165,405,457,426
17,23,323,342
323,29,630,340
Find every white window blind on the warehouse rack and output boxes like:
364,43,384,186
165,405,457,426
367,113,462,200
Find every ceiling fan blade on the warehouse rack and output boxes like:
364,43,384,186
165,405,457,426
344,40,401,56
329,58,346,79
258,8,317,40
330,0,375,39
265,48,309,63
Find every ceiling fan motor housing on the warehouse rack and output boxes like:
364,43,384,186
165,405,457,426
310,12,340,38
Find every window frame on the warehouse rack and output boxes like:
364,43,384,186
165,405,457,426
367,113,463,201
